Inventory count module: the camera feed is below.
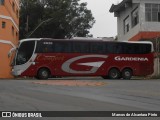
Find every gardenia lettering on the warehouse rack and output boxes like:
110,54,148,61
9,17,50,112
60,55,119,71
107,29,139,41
115,56,149,61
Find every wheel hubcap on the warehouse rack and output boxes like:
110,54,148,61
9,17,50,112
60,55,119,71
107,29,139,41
42,71,48,77
112,72,117,78
125,71,130,77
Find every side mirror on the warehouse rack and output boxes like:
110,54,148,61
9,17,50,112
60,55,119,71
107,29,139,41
8,52,11,58
8,48,16,58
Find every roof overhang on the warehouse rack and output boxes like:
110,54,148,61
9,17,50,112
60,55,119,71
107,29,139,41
109,0,132,17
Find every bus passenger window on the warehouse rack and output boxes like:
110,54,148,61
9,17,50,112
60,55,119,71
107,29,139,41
114,44,123,54
72,42,90,53
53,42,71,53
36,41,53,53
106,43,116,54
138,44,151,54
43,47,48,53
91,43,105,54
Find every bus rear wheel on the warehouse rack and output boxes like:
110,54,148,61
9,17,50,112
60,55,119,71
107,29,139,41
122,69,132,80
108,68,120,79
37,68,50,80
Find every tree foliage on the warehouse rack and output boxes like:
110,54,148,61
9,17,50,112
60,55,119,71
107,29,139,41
20,0,95,39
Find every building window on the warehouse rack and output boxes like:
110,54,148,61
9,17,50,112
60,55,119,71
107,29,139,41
16,32,19,40
12,2,15,12
16,9,19,18
0,0,4,5
158,12,160,22
132,7,139,27
145,3,160,22
12,26,14,36
145,4,152,21
2,21,6,28
124,16,130,34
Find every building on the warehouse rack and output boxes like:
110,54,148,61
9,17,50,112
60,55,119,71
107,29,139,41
110,0,160,41
0,0,19,78
110,0,160,76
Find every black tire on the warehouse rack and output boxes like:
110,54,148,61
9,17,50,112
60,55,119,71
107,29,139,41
38,68,50,80
122,69,132,80
108,68,120,79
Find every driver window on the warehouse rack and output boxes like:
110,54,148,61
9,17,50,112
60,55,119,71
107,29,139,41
16,41,35,65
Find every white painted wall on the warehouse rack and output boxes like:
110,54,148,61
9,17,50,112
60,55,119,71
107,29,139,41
117,0,160,41
117,3,141,41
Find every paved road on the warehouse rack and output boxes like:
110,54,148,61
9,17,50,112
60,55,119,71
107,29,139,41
0,77,160,120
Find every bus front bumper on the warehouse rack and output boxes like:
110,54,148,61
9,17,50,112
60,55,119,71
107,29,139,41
12,69,22,76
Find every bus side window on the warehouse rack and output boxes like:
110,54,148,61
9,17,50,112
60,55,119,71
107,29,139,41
128,46,134,54
124,43,135,54
104,43,110,54
54,42,72,53
90,43,105,54
122,43,130,54
43,44,53,53
72,42,90,53
36,41,53,53
62,42,72,53
54,42,64,53
114,43,123,54
106,43,117,54
35,41,42,53
145,44,151,53
138,44,151,54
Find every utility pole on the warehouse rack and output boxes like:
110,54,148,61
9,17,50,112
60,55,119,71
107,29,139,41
25,0,29,32
26,18,54,38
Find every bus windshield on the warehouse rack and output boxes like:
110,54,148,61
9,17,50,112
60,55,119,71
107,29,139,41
16,41,35,65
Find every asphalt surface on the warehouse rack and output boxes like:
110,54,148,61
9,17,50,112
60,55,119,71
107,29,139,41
0,77,160,120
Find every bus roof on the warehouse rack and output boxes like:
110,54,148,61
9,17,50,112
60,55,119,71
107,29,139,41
20,38,153,44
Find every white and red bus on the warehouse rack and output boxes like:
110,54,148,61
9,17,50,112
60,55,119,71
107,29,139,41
12,38,154,79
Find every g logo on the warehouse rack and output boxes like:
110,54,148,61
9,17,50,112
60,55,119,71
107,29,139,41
62,55,108,74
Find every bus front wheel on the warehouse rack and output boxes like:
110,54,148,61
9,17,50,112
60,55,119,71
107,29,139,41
108,68,120,79
37,68,50,80
122,69,132,80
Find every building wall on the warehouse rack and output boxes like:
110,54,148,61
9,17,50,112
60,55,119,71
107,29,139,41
117,0,160,41
0,0,19,78
117,3,141,41
114,0,160,76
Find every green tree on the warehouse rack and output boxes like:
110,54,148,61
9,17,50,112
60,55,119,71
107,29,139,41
20,0,95,39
